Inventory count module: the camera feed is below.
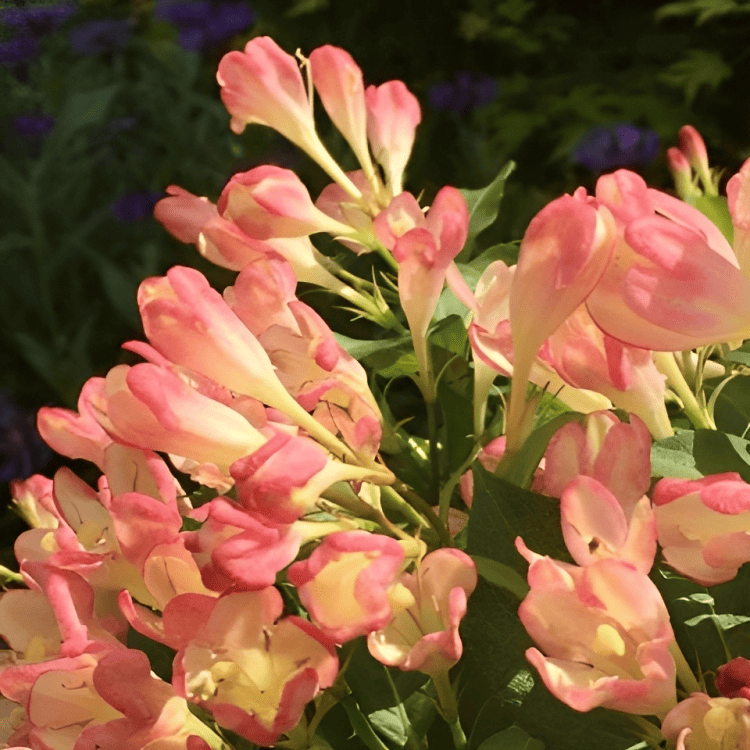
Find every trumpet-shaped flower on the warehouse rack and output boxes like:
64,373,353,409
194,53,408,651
218,165,354,240
653,472,750,585
217,36,315,145
537,411,652,513
123,588,338,747
727,157,750,277
154,184,348,290
217,37,360,198
662,693,750,750
184,497,301,591
287,530,413,643
516,538,676,716
367,548,477,675
365,80,421,196
543,307,671,438
226,256,383,458
309,45,375,182
0,647,198,750
586,169,750,351
560,476,657,574
36,378,113,471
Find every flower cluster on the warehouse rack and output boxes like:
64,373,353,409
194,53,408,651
4,32,750,750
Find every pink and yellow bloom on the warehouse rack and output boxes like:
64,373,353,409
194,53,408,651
516,538,676,716
367,548,477,676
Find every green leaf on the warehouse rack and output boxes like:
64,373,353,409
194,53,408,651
458,162,516,261
54,85,120,140
334,333,411,360
472,556,529,599
689,195,734,245
476,726,544,750
651,429,703,479
710,375,750,437
467,465,569,573
658,49,732,104
495,411,586,490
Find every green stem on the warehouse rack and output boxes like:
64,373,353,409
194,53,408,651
426,396,441,506
432,671,466,750
380,485,430,529
438,442,481,531
669,640,701,695
392,479,451,547
627,716,664,747
654,352,716,430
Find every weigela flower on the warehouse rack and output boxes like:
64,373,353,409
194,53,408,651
559,475,657,575
309,45,376,186
365,80,421,196
0,647,199,750
586,169,750,351
653,473,750,585
367,548,477,675
121,588,338,747
183,496,302,591
662,693,750,750
538,411,652,509
287,530,414,643
516,538,676,716
218,165,355,240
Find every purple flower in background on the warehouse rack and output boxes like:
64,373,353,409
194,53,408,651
0,391,51,483
0,2,77,36
428,71,498,115
0,35,39,66
68,17,131,55
572,123,661,173
13,113,56,137
111,191,163,222
154,0,256,51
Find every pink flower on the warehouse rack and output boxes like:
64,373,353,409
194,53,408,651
10,474,58,529
662,693,750,750
365,80,421,196
309,45,375,182
367,548,477,675
218,165,354,240
95,363,265,479
287,530,412,643
217,37,361,198
184,497,301,591
36,378,112,471
374,187,469,391
727,157,750,276
0,647,197,750
217,36,315,143
154,184,349,289
506,192,616,448
230,431,359,524
537,411,652,512
560,475,657,574
226,256,383,458
516,538,676,716
543,307,670,438
653,473,750,585
124,588,338,747
586,169,750,351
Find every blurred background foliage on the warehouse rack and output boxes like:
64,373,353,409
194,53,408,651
2,0,750,525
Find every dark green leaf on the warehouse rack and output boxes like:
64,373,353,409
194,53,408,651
476,726,544,750
472,556,529,599
461,162,516,245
